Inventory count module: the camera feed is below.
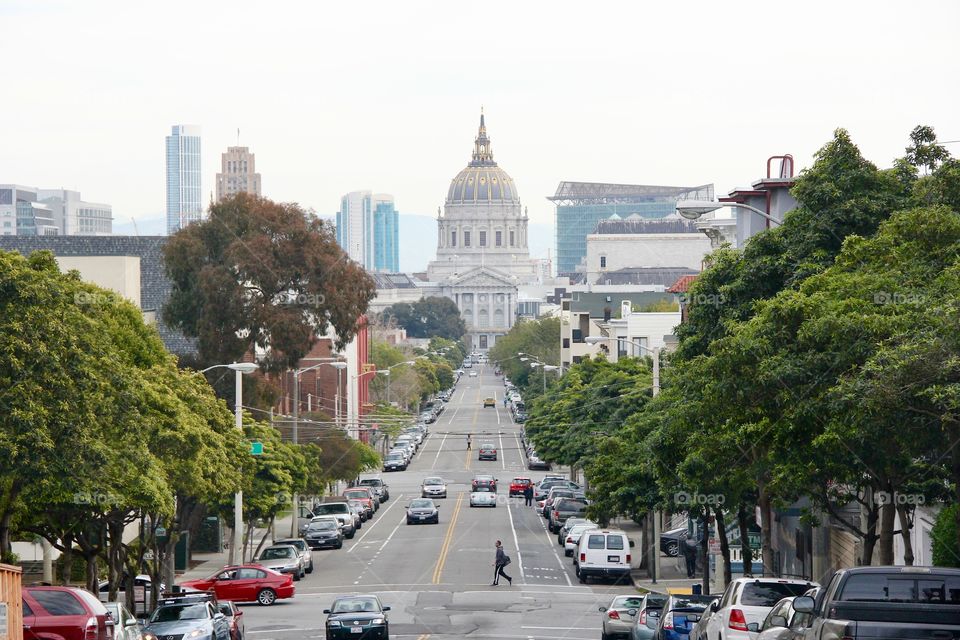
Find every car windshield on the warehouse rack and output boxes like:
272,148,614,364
424,478,443,485
410,499,433,508
344,490,367,498
260,547,294,559
613,596,645,609
481,444,494,449
308,521,337,531
473,486,494,493
332,597,380,614
150,604,209,622
358,480,381,487
669,595,717,610
741,582,812,606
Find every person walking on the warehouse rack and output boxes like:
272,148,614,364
682,535,698,578
492,540,512,586
523,484,534,507
466,433,472,450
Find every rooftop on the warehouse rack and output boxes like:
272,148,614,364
596,266,699,287
548,182,714,205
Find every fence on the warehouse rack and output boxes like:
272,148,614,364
0,563,23,640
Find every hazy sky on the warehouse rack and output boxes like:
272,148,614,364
3,0,958,234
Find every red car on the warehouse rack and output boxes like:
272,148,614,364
342,487,377,515
180,564,295,606
23,586,116,640
509,477,532,496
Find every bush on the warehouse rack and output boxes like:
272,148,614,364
931,504,960,568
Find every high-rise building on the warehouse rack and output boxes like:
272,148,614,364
336,191,400,272
1,185,110,236
215,146,261,202
548,182,714,276
165,125,202,234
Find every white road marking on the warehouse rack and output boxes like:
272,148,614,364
538,505,573,586
431,433,447,469
499,431,506,470
348,493,403,552
378,516,405,552
506,498,526,584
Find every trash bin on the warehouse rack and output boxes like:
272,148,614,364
174,532,191,571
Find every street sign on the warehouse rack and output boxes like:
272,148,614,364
250,441,264,455
708,538,721,555
747,532,761,550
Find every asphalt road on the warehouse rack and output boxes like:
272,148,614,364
240,363,633,639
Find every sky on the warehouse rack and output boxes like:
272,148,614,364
3,0,959,261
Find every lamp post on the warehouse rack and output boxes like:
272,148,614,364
378,360,417,405
676,199,784,227
290,360,346,535
201,361,259,565
584,335,662,582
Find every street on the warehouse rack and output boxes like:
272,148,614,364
239,363,630,640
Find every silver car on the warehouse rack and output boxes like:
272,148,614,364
273,537,314,574
599,594,645,639
421,476,448,498
255,544,305,580
103,601,142,640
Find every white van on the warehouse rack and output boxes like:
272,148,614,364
574,529,634,584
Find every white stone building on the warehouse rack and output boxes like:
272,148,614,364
425,113,540,350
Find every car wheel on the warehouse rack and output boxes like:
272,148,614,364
578,570,586,584
565,549,572,557
407,518,412,525
256,588,277,606
666,541,679,557
347,530,355,539
307,561,313,574
293,571,300,581
336,539,343,549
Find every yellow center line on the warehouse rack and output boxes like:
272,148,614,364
431,491,464,584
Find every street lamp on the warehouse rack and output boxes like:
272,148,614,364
377,360,417,405
584,335,662,583
676,199,783,227
200,361,259,565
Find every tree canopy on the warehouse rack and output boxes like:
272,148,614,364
382,297,466,340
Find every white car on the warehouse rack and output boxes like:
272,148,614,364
469,485,497,507
469,371,478,377
574,529,633,584
563,522,598,557
703,577,817,639
421,476,448,498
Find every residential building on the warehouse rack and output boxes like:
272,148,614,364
424,112,541,351
695,155,797,248
583,216,711,283
336,191,400,272
595,299,681,362
549,181,714,276
215,146,261,202
165,125,202,234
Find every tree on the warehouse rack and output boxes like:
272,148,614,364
489,316,561,398
383,297,466,340
163,193,376,374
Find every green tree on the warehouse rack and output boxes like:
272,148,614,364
163,193,376,374
489,316,561,398
383,297,466,340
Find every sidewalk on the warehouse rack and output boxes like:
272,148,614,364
611,518,705,594
178,513,297,582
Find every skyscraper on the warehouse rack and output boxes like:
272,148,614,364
215,146,261,202
336,191,400,272
165,125,202,234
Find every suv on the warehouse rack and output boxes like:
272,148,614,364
144,592,230,640
509,477,532,496
311,501,357,538
357,478,389,503
547,497,588,533
704,576,816,639
273,537,314,574
23,586,116,640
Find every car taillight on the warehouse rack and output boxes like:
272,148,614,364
608,609,620,620
83,616,99,640
580,552,585,562
662,612,674,630
566,537,573,543
728,608,748,631
552,510,559,519
626,554,631,563
639,610,647,624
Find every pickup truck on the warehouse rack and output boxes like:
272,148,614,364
792,565,960,639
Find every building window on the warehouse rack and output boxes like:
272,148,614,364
479,231,487,247
600,256,607,268
464,231,471,247
451,230,457,247
509,230,515,246
495,230,502,246
562,338,570,348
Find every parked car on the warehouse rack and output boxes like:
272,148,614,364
704,577,816,639
557,517,593,544
628,593,668,640
347,499,368,523
103,601,142,640
470,484,498,507
323,595,390,640
97,574,164,615
23,586,116,640
303,519,344,549
383,452,407,471
751,596,806,640
514,411,528,423
217,601,245,640
421,476,448,498
478,443,497,461
575,529,634,584
656,594,720,640
142,592,230,640
180,565,295,606
406,498,440,524
254,544,305,580
273,537,314,574
548,497,588,534
342,487,378,515
599,594,645,640
509,476,533,496
311,501,357,538
791,566,960,640
660,527,688,557
358,478,389,502
563,522,599,557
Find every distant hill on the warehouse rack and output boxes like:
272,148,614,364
113,216,167,235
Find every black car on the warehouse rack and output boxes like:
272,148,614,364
659,527,688,557
324,595,391,639
303,520,344,549
406,498,440,524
